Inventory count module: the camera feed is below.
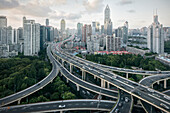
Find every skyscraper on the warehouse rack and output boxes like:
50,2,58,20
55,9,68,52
77,22,83,40
147,13,164,54
23,17,40,56
46,19,49,26
116,21,128,45
61,19,65,33
0,16,7,28
82,24,92,44
104,5,112,35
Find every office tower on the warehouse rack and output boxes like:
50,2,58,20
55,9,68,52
104,5,112,35
77,23,83,40
0,27,7,45
7,26,13,45
0,16,7,28
60,19,65,33
17,27,24,43
123,21,128,44
92,22,96,35
46,19,49,26
23,17,40,56
101,25,104,34
13,29,18,44
106,35,121,51
46,26,54,42
116,21,128,45
147,13,164,54
40,26,46,50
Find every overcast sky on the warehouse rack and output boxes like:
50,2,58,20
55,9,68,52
0,0,170,29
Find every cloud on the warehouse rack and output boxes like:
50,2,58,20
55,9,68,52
0,0,20,9
39,0,67,6
118,0,133,5
5,1,52,17
50,11,81,20
83,0,104,13
127,10,135,13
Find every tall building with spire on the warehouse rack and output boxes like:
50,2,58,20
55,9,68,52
60,19,65,33
147,12,164,54
104,5,112,35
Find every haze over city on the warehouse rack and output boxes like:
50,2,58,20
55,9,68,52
1,0,170,29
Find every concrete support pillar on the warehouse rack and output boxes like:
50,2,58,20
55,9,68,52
143,75,145,78
94,75,96,79
70,64,73,73
101,79,103,87
157,81,160,85
107,82,110,89
103,80,105,88
62,60,64,66
60,111,63,113
82,70,86,80
164,79,167,89
76,84,80,91
151,84,153,88
126,73,129,79
101,79,105,88
18,99,21,104
66,78,69,83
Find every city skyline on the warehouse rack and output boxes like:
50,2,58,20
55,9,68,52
0,0,170,29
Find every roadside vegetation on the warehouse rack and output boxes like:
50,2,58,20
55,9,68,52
77,54,170,71
0,49,76,103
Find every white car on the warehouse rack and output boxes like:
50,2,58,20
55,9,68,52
100,75,105,78
59,105,65,108
164,95,170,100
147,88,154,93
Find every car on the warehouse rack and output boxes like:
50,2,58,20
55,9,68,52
58,105,66,108
120,84,124,87
125,97,129,102
89,67,92,70
164,95,170,100
118,102,122,107
147,88,154,93
160,103,169,109
121,97,124,101
115,108,119,113
137,92,141,96
100,75,105,78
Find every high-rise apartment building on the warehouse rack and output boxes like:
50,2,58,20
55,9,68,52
116,21,128,45
147,14,164,54
77,22,83,40
0,16,7,28
82,24,92,44
106,35,121,51
23,17,40,56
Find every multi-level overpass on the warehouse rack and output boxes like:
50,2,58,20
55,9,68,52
139,74,170,113
0,35,169,113
52,36,170,113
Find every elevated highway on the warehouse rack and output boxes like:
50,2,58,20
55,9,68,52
0,99,116,113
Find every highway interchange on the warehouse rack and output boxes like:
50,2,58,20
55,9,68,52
0,35,169,113
53,36,170,113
